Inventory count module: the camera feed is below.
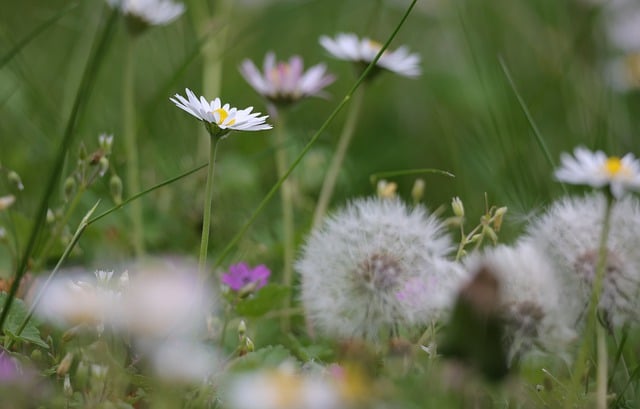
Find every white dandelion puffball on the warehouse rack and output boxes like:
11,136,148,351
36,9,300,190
319,33,421,78
296,197,458,340
464,242,577,361
525,193,640,327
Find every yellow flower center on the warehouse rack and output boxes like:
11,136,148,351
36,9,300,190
368,40,383,51
213,108,235,126
604,157,626,176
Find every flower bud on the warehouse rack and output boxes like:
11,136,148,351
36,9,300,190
57,352,74,377
63,374,73,397
64,177,76,202
484,225,498,244
78,144,88,162
46,209,56,224
98,157,109,177
7,171,24,191
411,178,425,203
0,195,15,211
493,206,507,232
98,133,114,154
238,320,247,340
245,336,255,352
376,180,397,199
110,175,123,204
451,197,465,218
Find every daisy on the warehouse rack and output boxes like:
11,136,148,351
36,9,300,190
319,33,421,78
240,52,335,105
170,88,272,139
296,197,461,341
554,146,640,198
106,0,185,28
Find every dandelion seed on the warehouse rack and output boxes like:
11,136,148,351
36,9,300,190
554,146,640,198
296,197,461,341
525,193,640,327
319,33,421,78
240,52,335,105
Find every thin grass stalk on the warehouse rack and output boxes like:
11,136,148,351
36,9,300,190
198,137,221,276
7,202,100,349
0,3,79,68
213,0,418,269
0,8,118,333
312,85,366,228
273,112,295,332
123,37,145,257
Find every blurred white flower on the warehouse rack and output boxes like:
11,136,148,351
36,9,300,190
554,146,640,198
464,242,577,361
524,193,640,327
240,52,335,105
296,197,457,340
0,195,15,211
106,0,185,27
605,5,640,52
225,364,343,409
145,339,218,383
606,53,640,92
170,88,272,138
319,33,421,78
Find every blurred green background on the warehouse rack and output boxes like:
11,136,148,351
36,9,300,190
1,0,638,276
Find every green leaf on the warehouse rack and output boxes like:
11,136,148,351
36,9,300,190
0,293,49,349
227,345,293,372
235,284,290,317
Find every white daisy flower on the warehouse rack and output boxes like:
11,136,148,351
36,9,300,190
106,0,185,28
464,242,577,362
554,146,640,198
296,197,458,341
606,53,640,92
170,88,272,138
319,33,421,78
524,193,640,328
240,52,335,105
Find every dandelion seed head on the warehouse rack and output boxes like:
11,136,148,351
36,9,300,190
296,197,457,340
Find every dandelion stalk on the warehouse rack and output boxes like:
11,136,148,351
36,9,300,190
123,37,145,258
213,0,418,268
0,8,117,333
198,136,221,275
312,85,366,227
569,193,614,408
272,111,296,332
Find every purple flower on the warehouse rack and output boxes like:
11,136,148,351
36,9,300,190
239,52,335,105
222,263,271,291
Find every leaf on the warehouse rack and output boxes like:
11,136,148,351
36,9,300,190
227,345,294,372
235,284,290,317
0,293,49,349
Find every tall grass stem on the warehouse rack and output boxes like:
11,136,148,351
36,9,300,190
198,137,221,276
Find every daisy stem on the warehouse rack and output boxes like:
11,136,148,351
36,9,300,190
123,37,145,258
273,111,296,333
198,136,221,276
312,84,366,227
568,193,613,408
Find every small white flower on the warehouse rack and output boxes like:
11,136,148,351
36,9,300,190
319,32,421,78
464,242,577,361
554,146,640,198
170,88,272,138
605,5,640,52
296,197,456,341
106,0,185,27
605,53,640,92
144,339,218,383
240,52,335,104
525,193,640,327
0,195,16,211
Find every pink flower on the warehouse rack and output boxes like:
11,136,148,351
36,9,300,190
240,52,335,105
222,263,271,291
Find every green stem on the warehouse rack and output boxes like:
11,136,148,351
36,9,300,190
312,85,366,227
123,38,145,258
0,8,117,333
274,112,295,332
213,0,419,269
569,194,614,407
596,324,607,409
198,137,221,275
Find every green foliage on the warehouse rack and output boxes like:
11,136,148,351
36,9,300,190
0,293,48,349
235,284,290,317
